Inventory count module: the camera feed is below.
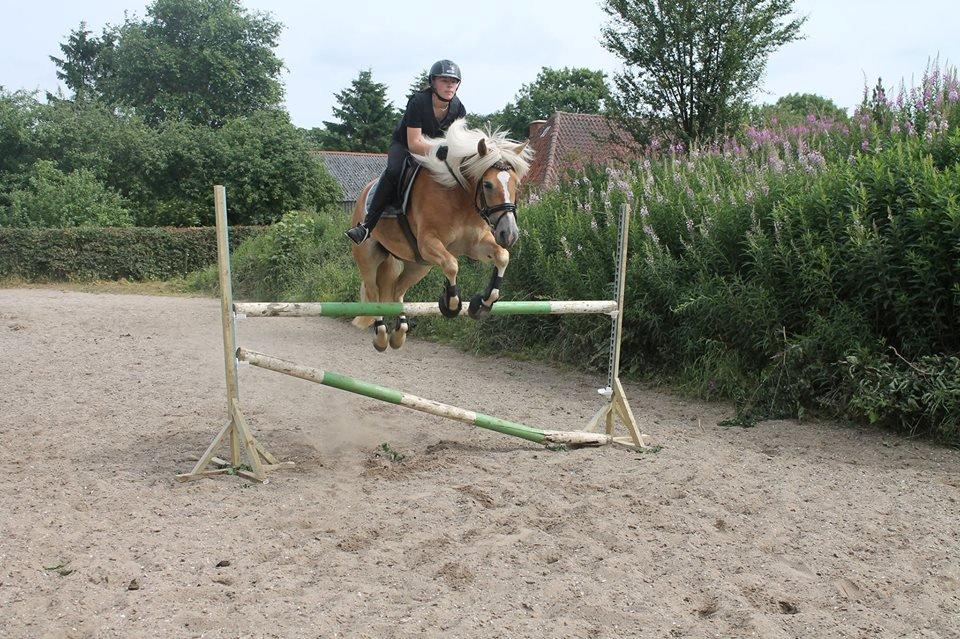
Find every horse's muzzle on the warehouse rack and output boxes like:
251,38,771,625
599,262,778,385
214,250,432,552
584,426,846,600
495,214,519,248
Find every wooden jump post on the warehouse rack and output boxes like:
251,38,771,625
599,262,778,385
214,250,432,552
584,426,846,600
177,186,647,483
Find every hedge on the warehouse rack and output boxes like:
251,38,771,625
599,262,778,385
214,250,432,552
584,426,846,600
0,225,266,281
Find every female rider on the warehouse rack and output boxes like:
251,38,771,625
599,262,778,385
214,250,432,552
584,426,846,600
345,59,467,244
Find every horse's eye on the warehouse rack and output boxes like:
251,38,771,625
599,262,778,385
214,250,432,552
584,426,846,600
483,182,493,189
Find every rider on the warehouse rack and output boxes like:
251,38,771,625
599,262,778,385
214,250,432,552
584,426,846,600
345,59,467,244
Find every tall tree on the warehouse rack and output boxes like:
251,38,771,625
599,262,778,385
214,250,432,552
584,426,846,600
54,0,285,127
49,23,115,103
318,70,396,152
601,0,806,142
406,69,430,102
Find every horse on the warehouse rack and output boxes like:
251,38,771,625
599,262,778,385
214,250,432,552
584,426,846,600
350,119,533,351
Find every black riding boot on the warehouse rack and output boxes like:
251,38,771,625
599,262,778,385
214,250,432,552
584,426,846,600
346,175,396,245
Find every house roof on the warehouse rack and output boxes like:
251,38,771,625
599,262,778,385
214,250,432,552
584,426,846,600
525,112,635,190
317,151,387,201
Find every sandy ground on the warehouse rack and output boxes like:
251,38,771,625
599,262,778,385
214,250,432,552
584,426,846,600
1,288,958,639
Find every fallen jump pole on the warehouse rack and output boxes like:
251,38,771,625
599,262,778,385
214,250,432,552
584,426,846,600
237,348,613,447
235,300,617,318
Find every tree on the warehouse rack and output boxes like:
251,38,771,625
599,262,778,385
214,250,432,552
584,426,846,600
49,23,115,103
0,90,40,181
749,92,848,126
471,67,610,140
317,70,396,152
774,93,847,120
503,67,611,139
53,0,285,127
601,0,806,142
406,69,430,102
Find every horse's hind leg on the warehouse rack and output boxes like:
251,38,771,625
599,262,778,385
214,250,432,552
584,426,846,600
467,235,510,319
388,262,432,349
353,242,390,351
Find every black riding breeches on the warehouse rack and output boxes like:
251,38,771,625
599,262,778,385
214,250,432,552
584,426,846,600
366,142,411,220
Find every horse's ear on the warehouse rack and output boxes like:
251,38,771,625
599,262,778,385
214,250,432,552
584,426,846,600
477,139,488,156
514,141,528,156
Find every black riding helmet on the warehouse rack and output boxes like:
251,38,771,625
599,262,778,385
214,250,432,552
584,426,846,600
429,59,461,102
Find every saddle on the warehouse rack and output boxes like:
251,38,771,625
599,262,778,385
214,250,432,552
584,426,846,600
365,157,426,263
365,157,421,219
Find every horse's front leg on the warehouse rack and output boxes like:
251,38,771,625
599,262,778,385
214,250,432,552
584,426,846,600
418,234,462,318
467,235,509,320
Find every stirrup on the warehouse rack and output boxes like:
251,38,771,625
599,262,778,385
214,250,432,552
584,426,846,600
345,224,370,245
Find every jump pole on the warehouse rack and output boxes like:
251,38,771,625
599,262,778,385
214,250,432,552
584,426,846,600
237,348,611,446
177,188,647,483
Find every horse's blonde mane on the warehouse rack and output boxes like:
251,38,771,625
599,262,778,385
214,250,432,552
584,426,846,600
413,119,534,188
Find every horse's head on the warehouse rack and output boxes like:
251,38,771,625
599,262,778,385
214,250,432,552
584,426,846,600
476,138,528,248
414,120,534,248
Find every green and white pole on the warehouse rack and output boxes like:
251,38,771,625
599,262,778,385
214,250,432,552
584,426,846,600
234,300,617,318
237,348,613,447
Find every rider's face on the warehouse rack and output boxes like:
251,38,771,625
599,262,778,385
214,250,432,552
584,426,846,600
433,76,460,100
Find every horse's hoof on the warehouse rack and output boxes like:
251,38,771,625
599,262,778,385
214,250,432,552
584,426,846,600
373,321,389,352
439,293,462,318
389,316,408,349
468,294,492,319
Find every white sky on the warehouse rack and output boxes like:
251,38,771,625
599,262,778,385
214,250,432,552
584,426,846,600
2,0,958,128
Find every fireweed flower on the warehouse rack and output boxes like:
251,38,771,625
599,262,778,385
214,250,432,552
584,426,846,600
685,218,695,237
639,205,650,219
642,224,661,246
745,189,755,204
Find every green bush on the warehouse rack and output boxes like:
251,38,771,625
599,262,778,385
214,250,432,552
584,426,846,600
840,350,960,440
2,160,133,227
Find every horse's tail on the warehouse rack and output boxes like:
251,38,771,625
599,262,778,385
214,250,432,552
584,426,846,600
351,282,376,329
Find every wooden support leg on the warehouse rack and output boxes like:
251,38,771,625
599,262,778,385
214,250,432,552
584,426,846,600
175,406,294,483
610,378,648,449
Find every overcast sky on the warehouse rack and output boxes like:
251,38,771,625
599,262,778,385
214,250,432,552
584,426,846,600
2,0,958,128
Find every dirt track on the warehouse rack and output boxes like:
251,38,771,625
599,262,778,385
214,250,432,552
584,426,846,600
1,288,958,638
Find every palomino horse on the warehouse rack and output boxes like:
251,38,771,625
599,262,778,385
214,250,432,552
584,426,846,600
350,119,533,351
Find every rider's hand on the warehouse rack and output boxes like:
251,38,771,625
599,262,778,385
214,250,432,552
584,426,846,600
435,145,449,161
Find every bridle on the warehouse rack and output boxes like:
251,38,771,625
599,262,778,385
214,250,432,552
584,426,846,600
474,161,517,230
442,158,517,231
